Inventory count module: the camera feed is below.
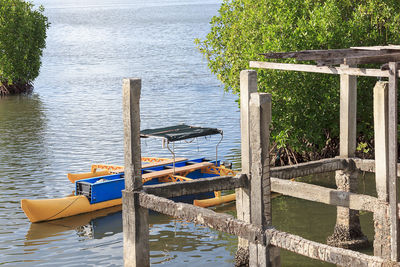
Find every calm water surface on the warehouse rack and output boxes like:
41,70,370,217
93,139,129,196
0,0,375,266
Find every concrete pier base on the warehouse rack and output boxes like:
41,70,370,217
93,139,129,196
327,169,369,249
373,206,391,259
235,247,249,267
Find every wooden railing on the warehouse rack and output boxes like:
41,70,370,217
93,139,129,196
121,55,400,266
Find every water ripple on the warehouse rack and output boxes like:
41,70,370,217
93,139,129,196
0,0,238,266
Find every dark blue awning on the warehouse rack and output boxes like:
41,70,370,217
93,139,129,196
140,124,222,142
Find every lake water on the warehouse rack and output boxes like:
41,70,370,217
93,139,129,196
0,0,376,266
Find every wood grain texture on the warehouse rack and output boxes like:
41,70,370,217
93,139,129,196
270,158,348,179
122,78,149,267
250,61,392,77
143,174,246,198
237,70,257,249
353,159,400,176
388,62,400,261
136,192,399,266
138,192,266,244
270,178,380,213
339,64,357,157
373,82,389,202
122,78,142,191
267,228,399,267
142,162,213,180
249,92,278,266
122,191,149,267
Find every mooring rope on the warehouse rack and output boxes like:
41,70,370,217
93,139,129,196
44,196,82,221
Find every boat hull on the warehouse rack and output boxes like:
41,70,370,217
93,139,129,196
21,196,121,223
21,158,238,223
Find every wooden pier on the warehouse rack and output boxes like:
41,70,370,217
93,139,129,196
122,46,400,266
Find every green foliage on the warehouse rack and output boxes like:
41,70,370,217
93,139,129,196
0,0,49,86
196,0,400,153
357,141,370,155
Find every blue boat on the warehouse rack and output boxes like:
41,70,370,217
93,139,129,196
75,158,223,204
21,125,237,223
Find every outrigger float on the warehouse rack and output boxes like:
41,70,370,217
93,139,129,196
21,125,237,223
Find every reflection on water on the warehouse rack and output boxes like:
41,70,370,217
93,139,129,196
0,94,47,173
25,203,236,241
25,206,122,241
24,203,238,265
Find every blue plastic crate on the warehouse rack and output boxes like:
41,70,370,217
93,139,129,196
75,173,125,204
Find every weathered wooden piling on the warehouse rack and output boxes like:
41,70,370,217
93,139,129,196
373,81,391,259
373,63,400,261
122,78,149,267
235,71,280,266
339,64,357,158
388,62,400,261
327,64,368,249
249,92,280,266
235,70,257,265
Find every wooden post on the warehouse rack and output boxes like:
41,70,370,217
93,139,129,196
122,78,149,267
374,81,389,202
373,81,391,259
339,64,357,158
235,70,257,265
249,92,280,266
388,62,400,261
328,64,367,249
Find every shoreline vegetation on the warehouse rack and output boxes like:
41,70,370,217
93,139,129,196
270,137,375,167
0,0,49,97
0,82,33,96
196,0,400,165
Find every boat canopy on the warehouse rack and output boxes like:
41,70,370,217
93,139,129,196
140,124,222,142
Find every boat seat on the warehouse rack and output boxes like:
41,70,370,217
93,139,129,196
142,169,156,173
142,161,214,181
186,161,200,165
141,157,187,168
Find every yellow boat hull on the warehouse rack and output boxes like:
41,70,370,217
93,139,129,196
22,160,237,223
193,193,236,208
21,195,121,223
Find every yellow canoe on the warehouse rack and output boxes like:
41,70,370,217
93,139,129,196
193,193,236,208
22,159,238,223
21,195,121,223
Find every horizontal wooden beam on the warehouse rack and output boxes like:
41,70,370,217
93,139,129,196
270,158,348,179
270,178,380,212
353,158,400,176
318,52,400,66
137,191,265,244
143,174,246,198
261,49,395,61
134,192,398,266
250,61,394,77
351,45,400,51
267,228,399,266
344,53,400,65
